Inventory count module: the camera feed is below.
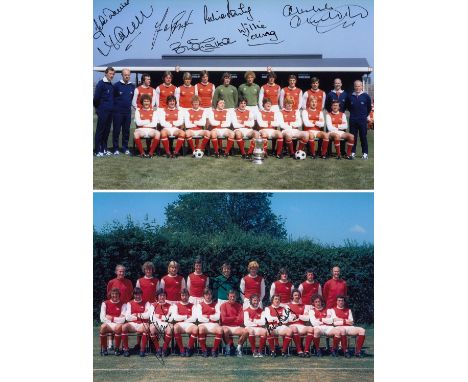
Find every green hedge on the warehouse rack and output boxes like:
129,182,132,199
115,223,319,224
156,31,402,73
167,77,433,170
94,220,373,323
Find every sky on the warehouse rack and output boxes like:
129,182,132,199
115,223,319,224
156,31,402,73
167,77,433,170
93,0,374,82
93,192,373,244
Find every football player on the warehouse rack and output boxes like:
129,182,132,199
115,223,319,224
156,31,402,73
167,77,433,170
187,257,210,305
302,95,330,159
158,95,186,158
160,260,186,305
99,288,126,356
122,288,150,357
323,266,348,309
106,264,133,304
240,261,265,309
148,290,173,357
287,289,314,357
169,288,198,357
256,97,284,158
207,98,235,158
238,71,260,119
280,97,308,158
135,261,159,304
194,288,223,357
302,76,326,111
326,100,355,160
298,269,322,306
183,95,210,154
259,72,281,112
279,74,303,111
220,290,249,356
196,70,215,110
231,97,258,159
269,268,293,305
243,294,267,358
263,295,293,357
155,71,176,109
175,72,197,112
132,73,156,109
133,93,160,158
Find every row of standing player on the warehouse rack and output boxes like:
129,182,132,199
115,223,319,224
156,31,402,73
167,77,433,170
94,68,373,159
100,285,365,359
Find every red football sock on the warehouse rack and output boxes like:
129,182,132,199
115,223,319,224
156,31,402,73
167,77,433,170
148,138,159,156
150,335,159,349
341,336,348,353
187,137,195,151
161,137,171,154
187,335,196,349
356,335,366,353
282,336,292,353
162,333,172,351
293,333,303,353
211,138,219,153
100,334,107,349
297,140,307,151
304,333,314,352
267,336,275,351
332,336,340,351
174,137,184,154
321,139,329,156
141,333,148,350
121,333,129,350
276,139,283,155
248,335,256,353
174,334,184,352
346,142,353,156
114,334,121,349
200,137,210,150
135,138,144,155
335,141,341,156
198,335,207,352
237,139,246,155
225,138,234,154
194,138,200,148
247,139,256,155
259,336,266,352
287,140,294,154
313,336,321,351
213,335,223,351
136,334,141,346
308,140,316,155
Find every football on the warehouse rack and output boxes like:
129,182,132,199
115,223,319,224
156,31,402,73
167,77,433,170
193,149,204,159
294,150,306,160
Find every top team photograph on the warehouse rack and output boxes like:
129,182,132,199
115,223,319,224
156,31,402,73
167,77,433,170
93,0,374,190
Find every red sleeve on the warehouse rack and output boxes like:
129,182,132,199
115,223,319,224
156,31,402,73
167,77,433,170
220,304,237,325
236,308,244,326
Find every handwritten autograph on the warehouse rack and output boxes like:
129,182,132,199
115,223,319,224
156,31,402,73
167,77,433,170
282,3,369,33
95,6,154,56
263,307,298,335
170,37,236,54
238,21,284,46
93,0,131,39
204,0,254,24
151,8,194,50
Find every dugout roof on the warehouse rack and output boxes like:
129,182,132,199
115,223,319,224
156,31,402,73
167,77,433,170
93,55,373,73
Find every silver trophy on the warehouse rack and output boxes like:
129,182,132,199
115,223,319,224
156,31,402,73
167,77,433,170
251,138,265,164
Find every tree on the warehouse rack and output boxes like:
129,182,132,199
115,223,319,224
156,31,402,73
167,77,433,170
164,193,287,239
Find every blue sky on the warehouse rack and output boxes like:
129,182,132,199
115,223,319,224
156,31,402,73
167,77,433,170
94,192,373,244
93,0,373,82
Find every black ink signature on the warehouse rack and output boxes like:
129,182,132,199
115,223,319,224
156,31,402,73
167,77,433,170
263,307,298,335
93,0,130,39
204,0,254,24
151,8,194,50
95,7,154,57
282,3,368,33
238,21,284,47
170,37,237,54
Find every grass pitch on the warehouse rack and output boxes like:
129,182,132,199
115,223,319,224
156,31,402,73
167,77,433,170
93,117,374,190
93,326,373,382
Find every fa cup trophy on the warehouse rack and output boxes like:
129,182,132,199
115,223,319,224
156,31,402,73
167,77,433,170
251,138,265,164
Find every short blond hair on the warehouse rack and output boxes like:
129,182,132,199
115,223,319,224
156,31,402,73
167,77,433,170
248,261,259,270
244,71,256,80
168,260,179,272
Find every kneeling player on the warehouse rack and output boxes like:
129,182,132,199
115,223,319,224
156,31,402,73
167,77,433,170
134,94,160,158
309,294,342,357
122,288,149,357
195,288,223,357
207,99,235,158
302,96,330,159
280,97,308,158
184,95,210,155
231,97,259,159
264,295,293,357
158,95,185,158
99,288,126,356
243,294,267,357
169,288,198,356
148,290,173,356
257,97,284,158
287,289,314,357
221,290,249,356
330,295,366,358
326,100,354,160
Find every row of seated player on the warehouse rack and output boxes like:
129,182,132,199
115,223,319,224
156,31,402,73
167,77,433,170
107,261,348,311
99,288,366,359
130,94,354,160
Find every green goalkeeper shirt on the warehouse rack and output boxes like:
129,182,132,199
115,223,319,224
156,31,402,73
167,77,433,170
212,85,238,109
212,274,240,301
238,83,260,106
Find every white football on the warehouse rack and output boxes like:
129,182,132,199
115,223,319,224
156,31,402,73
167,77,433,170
193,149,204,159
295,150,306,160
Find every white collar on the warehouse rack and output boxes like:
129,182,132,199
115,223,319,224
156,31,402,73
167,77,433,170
332,89,343,93
352,91,364,96
103,77,111,83
120,79,132,84
144,275,153,279
331,111,340,115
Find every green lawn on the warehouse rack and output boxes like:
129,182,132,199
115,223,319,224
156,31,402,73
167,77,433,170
93,116,374,190
93,325,373,382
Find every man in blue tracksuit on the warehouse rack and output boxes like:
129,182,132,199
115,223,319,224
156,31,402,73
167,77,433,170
346,80,372,159
112,68,135,155
93,67,115,156
325,78,348,112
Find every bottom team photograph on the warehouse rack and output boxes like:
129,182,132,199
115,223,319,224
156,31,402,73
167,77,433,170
93,192,374,382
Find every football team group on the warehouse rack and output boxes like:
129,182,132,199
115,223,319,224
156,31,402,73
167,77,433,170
99,259,366,359
93,68,373,160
